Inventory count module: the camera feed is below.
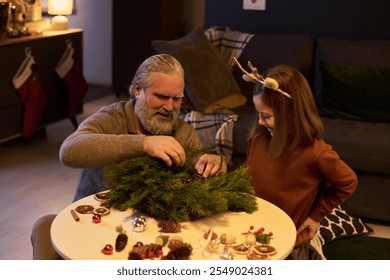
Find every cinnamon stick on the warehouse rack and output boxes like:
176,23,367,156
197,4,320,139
70,209,80,222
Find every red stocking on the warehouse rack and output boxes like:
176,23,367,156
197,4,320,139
56,40,88,118
12,48,47,138
17,68,47,138
63,62,88,118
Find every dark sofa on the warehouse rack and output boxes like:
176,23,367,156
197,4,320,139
230,34,390,222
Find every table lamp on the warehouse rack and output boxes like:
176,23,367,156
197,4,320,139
48,0,73,30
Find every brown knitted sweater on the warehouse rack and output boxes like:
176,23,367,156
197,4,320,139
60,100,201,168
59,100,202,201
246,134,357,229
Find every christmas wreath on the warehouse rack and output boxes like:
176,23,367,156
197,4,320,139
102,150,257,222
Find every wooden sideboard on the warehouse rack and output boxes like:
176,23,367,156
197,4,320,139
0,29,84,143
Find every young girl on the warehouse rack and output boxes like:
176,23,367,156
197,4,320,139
237,62,358,259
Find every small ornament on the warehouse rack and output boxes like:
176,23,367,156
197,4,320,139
134,241,144,247
136,216,147,223
203,228,218,240
132,216,147,232
115,224,129,252
155,235,170,247
220,244,233,260
92,214,101,223
102,244,113,255
245,232,257,245
256,233,271,244
220,233,236,244
202,228,220,256
242,225,273,245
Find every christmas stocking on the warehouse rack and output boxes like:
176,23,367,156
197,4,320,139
12,48,47,138
56,40,88,118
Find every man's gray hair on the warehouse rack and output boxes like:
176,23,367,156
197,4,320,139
128,54,184,99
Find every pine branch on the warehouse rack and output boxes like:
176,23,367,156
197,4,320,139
102,150,257,222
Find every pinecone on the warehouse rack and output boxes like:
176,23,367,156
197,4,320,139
163,243,193,260
128,252,143,260
168,238,184,250
115,224,128,252
158,220,181,233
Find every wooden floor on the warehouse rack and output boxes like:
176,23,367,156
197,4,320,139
0,91,120,260
1,91,389,260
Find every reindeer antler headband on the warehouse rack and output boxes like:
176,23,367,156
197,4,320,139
233,57,292,99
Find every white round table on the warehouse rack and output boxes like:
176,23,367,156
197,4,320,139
51,194,296,260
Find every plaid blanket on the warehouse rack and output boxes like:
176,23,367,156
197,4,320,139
180,27,253,165
180,110,238,165
205,26,254,69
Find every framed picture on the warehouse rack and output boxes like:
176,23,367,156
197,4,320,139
41,0,76,14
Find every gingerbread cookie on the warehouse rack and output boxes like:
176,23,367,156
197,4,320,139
75,205,94,214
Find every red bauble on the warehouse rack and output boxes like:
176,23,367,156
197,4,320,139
92,214,101,223
102,244,113,255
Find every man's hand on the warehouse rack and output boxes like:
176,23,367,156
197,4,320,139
143,136,186,167
195,154,227,178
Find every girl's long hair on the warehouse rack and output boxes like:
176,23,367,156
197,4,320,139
248,65,324,158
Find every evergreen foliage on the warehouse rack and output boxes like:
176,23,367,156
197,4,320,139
102,150,257,222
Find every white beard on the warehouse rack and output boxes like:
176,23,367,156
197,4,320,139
134,94,178,135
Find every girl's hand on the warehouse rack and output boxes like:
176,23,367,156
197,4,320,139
295,217,320,248
195,154,227,178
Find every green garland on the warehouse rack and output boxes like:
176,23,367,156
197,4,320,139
102,150,257,222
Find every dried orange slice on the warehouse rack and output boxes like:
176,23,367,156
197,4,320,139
75,205,94,214
231,244,250,255
93,207,110,216
252,245,277,256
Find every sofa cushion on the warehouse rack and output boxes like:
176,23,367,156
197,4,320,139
314,37,390,106
322,117,390,174
319,62,390,122
318,205,373,245
151,28,246,113
233,34,315,103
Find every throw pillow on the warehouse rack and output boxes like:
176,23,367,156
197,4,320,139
319,61,390,122
318,205,374,245
152,28,246,113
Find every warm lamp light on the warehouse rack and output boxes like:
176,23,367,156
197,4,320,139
48,0,73,30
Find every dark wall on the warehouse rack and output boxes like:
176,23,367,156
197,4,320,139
205,0,390,40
